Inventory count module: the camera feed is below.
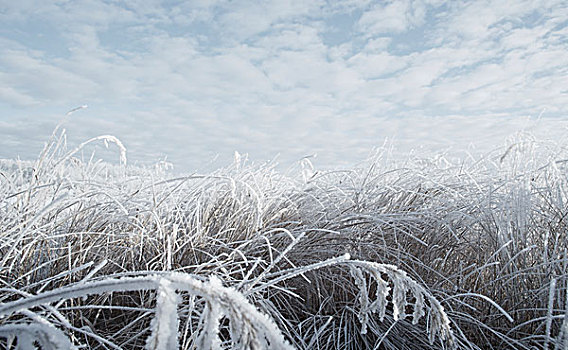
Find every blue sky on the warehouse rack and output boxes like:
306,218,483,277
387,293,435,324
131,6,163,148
1,0,567,171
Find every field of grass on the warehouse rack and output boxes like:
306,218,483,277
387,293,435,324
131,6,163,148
2,127,568,349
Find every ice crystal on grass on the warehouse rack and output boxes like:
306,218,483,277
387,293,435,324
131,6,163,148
0,323,76,350
3,127,568,349
347,261,454,347
0,273,294,350
146,278,181,350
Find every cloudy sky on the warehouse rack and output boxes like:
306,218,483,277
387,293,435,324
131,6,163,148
1,0,567,171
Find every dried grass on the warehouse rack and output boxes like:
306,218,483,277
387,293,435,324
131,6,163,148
1,128,568,349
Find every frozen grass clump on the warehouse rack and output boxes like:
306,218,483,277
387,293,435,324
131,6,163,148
1,128,568,349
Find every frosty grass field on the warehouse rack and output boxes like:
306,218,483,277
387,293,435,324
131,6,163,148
2,126,568,350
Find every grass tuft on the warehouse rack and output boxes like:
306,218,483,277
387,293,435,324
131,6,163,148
1,128,568,349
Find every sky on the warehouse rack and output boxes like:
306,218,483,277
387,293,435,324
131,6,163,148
1,0,567,172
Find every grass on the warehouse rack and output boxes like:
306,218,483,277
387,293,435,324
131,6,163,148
1,127,568,349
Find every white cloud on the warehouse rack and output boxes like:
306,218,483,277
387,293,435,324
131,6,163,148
0,47,99,104
356,0,427,36
0,0,567,171
347,50,407,79
0,85,38,107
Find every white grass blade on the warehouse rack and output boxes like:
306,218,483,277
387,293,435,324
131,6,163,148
0,323,77,350
146,278,181,350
